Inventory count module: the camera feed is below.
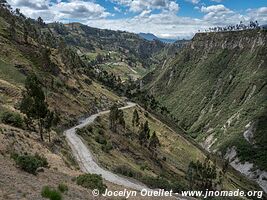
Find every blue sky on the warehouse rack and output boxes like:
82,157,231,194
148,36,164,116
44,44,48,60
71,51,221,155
6,0,267,39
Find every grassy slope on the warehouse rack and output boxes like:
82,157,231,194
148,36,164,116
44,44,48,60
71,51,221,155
78,105,262,195
0,15,122,126
145,30,267,170
49,22,165,80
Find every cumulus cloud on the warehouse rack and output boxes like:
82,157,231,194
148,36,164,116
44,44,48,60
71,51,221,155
5,1,267,39
185,0,200,5
247,7,267,25
8,0,49,10
200,4,247,25
200,4,231,13
52,1,110,20
112,0,179,13
7,0,110,22
86,12,208,39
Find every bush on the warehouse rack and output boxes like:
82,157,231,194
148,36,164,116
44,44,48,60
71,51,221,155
101,142,113,153
76,173,107,194
1,111,23,128
41,186,62,200
141,176,171,190
58,183,68,193
114,165,141,179
95,135,107,145
12,153,48,175
140,175,186,192
140,162,149,171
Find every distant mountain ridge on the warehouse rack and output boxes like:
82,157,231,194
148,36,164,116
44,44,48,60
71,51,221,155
139,32,177,43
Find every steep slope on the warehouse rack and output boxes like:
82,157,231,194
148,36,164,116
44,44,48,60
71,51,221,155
144,30,267,191
48,22,166,80
0,3,265,198
138,33,177,43
0,11,123,126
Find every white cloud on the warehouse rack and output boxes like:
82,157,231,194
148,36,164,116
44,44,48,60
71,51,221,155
7,0,110,21
200,4,247,25
139,10,152,17
112,0,179,13
201,4,231,13
211,0,223,2
5,1,267,39
247,7,267,25
86,12,209,39
114,6,122,12
8,0,49,10
185,0,200,4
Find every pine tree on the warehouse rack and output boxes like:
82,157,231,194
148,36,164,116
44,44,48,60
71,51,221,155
37,16,44,27
109,104,125,132
9,18,16,40
138,121,150,146
132,109,139,127
149,131,160,157
20,74,48,141
44,111,60,142
23,22,29,43
149,131,160,150
143,121,150,140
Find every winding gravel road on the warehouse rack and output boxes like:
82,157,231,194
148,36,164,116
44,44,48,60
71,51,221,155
64,102,148,191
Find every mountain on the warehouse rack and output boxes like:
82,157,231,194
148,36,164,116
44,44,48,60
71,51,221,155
144,29,267,192
48,23,166,80
0,2,265,198
139,32,177,43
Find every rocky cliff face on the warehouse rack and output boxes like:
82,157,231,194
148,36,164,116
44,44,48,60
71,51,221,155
145,30,267,190
190,31,266,50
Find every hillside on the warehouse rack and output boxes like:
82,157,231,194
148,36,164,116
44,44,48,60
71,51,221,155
76,104,265,196
138,33,177,43
144,30,267,191
0,2,266,199
48,22,166,80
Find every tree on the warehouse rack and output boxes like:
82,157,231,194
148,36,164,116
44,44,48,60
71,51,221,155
44,111,60,142
132,109,139,127
222,159,229,175
138,121,150,146
37,16,45,27
96,54,103,64
23,22,29,43
9,18,16,40
186,158,217,191
20,74,56,141
149,131,160,156
109,104,125,132
0,0,7,7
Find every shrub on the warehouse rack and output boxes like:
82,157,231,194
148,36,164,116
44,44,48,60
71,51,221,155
101,142,113,153
58,183,68,193
95,135,107,145
12,153,48,175
84,78,92,85
41,186,62,200
140,162,149,171
141,176,184,192
1,111,23,128
142,176,168,189
76,173,107,194
114,165,141,179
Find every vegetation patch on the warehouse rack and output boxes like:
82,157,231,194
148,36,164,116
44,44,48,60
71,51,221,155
76,173,107,194
41,186,62,200
12,153,48,175
0,111,24,128
58,183,68,193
